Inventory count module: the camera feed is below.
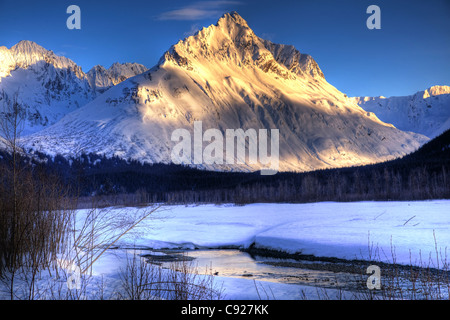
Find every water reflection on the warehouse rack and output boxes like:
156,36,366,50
147,249,362,291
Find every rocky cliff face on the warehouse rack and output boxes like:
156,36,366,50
87,62,148,94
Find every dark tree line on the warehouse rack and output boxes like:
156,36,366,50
1,129,449,207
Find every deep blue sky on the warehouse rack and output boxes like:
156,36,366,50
0,0,449,97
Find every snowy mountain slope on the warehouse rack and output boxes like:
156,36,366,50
350,85,450,139
0,41,147,135
24,12,428,172
0,41,94,135
87,62,148,94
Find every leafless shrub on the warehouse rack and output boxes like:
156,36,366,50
117,251,224,300
320,233,450,300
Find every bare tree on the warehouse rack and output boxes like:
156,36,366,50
0,93,24,296
0,92,24,213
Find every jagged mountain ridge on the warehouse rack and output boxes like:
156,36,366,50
0,41,94,135
87,62,148,94
350,85,450,139
0,40,147,135
22,12,428,172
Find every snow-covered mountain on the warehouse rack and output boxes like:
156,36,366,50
23,12,428,172
87,62,148,94
0,40,94,135
350,86,450,139
0,41,147,135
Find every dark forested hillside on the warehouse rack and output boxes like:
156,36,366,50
1,129,449,206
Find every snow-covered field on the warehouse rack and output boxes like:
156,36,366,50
2,200,449,300
96,200,449,300
115,200,449,266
